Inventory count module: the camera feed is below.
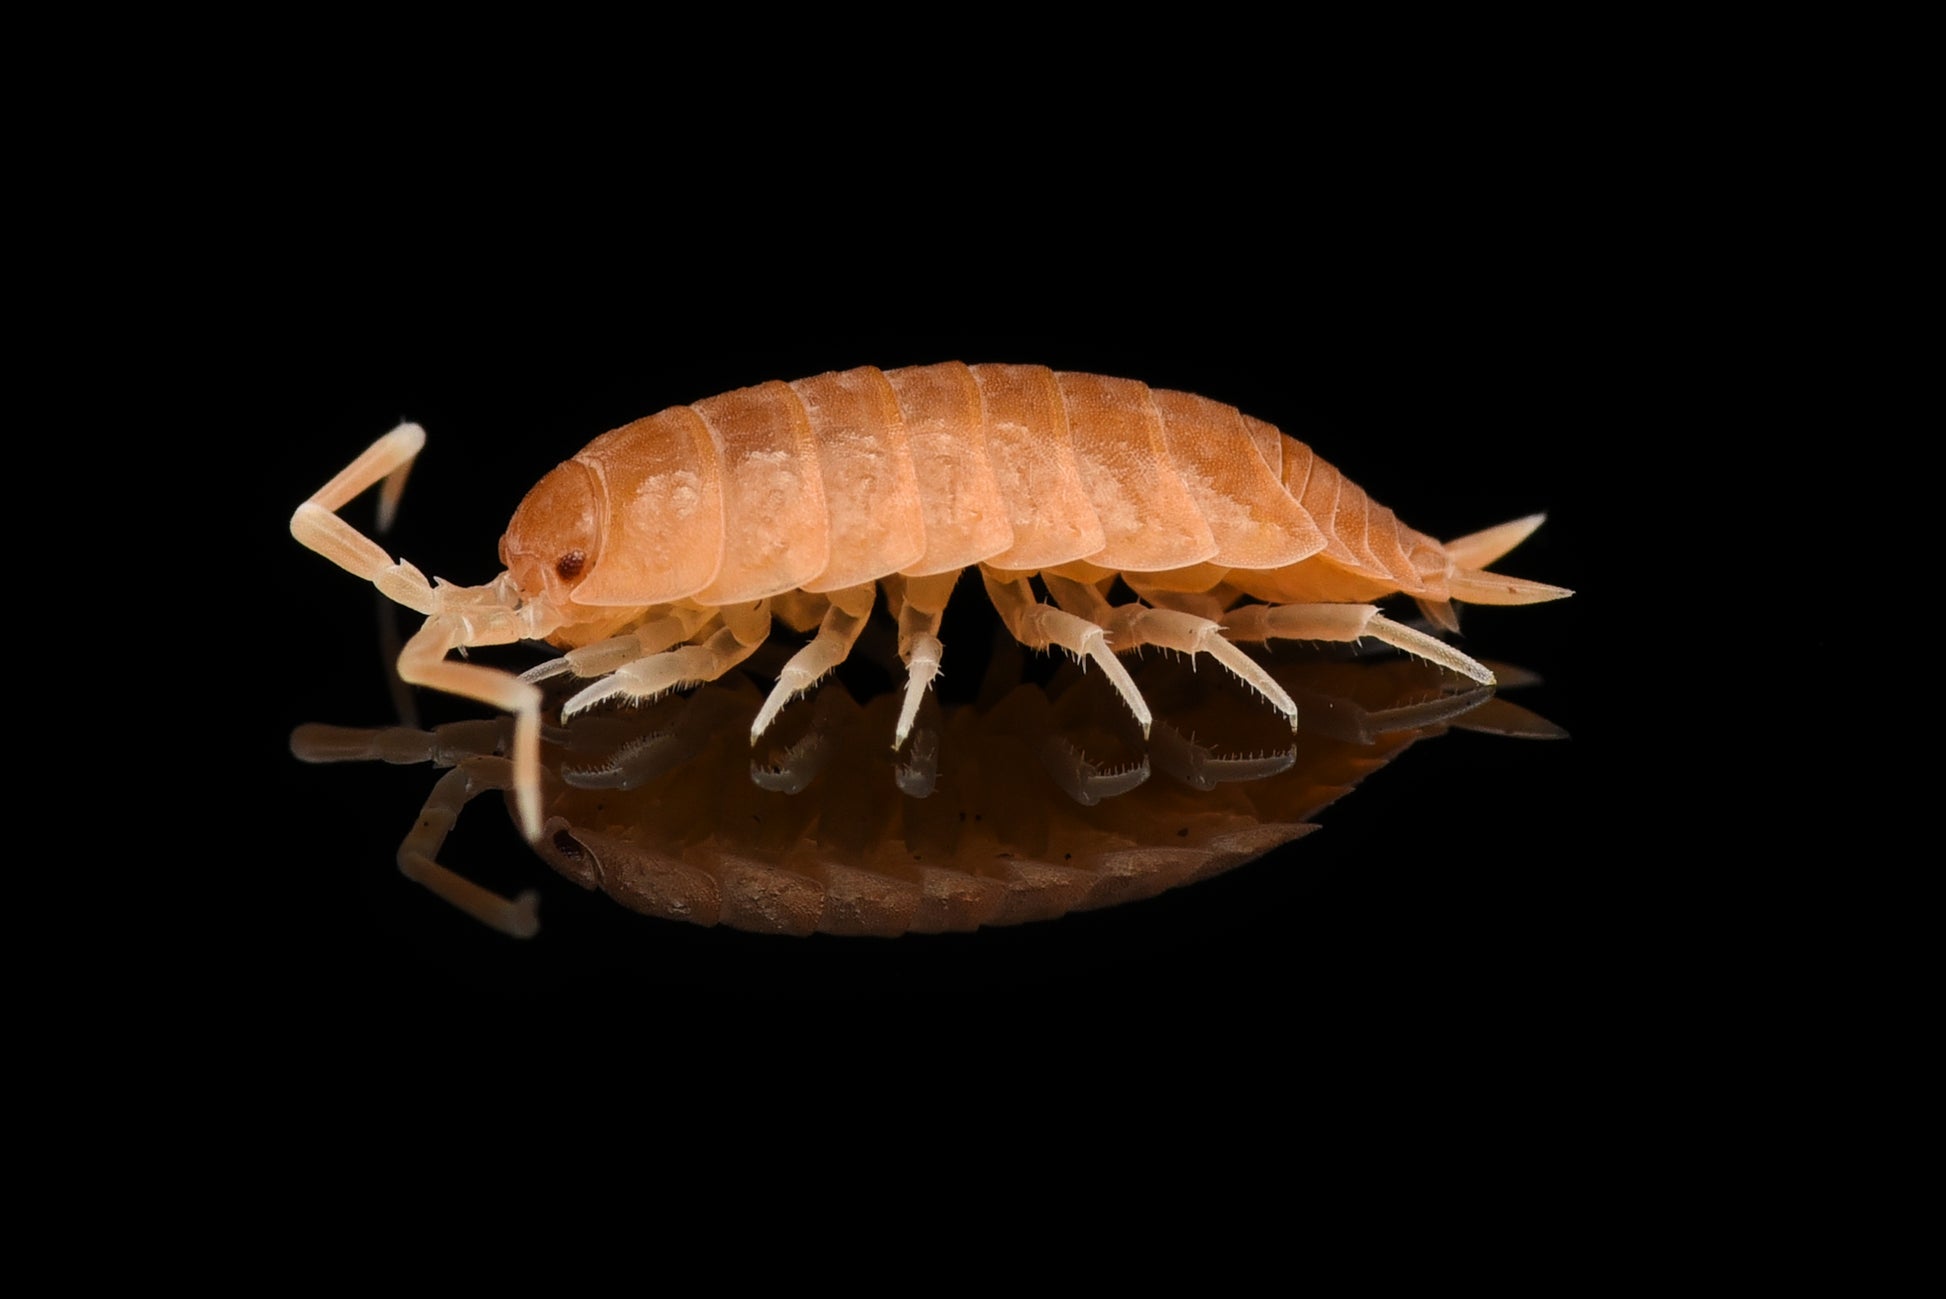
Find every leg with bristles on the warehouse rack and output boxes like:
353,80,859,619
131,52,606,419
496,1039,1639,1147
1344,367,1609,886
882,572,960,749
1041,574,1299,728
751,583,876,742
981,570,1151,736
522,606,714,684
1222,602,1496,685
561,599,773,721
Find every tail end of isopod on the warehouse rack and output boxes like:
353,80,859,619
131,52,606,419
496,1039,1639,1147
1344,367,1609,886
1443,513,1547,570
1447,570,1574,606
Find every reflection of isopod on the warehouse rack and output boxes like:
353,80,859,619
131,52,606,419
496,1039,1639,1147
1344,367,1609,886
293,362,1571,928
292,650,1562,937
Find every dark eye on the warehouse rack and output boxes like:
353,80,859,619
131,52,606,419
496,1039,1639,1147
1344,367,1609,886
555,550,586,580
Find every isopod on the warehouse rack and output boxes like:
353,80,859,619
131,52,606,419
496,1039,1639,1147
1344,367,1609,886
292,362,1569,931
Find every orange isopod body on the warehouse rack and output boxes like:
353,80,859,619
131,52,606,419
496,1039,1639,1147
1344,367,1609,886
292,362,1568,934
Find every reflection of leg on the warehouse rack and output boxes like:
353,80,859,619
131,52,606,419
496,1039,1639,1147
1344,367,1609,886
982,570,1150,735
1043,575,1297,727
562,599,774,719
291,718,541,935
884,572,959,748
1222,602,1494,685
752,583,876,741
522,606,713,683
396,755,542,939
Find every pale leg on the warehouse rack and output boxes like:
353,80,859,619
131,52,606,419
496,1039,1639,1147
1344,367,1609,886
981,570,1151,736
1044,574,1297,727
521,606,714,683
882,572,960,748
751,583,876,742
1222,602,1495,685
561,600,773,719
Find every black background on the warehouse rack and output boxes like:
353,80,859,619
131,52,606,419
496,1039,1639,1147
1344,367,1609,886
239,199,1596,1042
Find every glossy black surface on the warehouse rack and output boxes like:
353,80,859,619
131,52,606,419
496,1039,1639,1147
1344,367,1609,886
246,251,1590,1032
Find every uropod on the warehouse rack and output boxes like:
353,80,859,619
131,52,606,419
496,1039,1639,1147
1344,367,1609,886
293,363,1570,925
